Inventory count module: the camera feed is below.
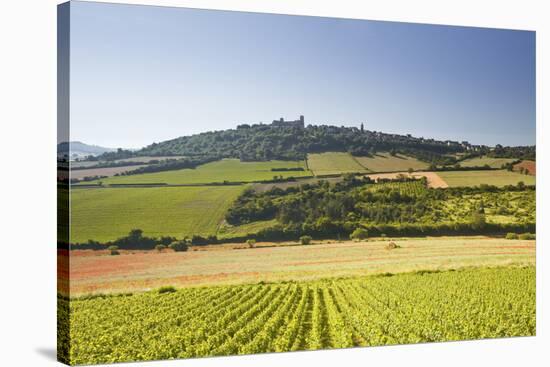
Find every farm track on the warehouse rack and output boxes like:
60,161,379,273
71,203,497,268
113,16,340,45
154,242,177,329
65,267,536,365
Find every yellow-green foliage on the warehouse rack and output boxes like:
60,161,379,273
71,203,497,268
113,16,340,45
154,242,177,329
438,170,536,187
354,152,429,173
307,152,366,175
70,186,245,243
85,159,311,185
64,267,535,365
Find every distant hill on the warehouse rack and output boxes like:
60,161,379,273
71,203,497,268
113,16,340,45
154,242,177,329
133,124,470,165
58,141,116,159
94,120,535,164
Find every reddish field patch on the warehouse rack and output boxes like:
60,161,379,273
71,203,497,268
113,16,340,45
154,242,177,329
513,160,536,175
66,237,535,296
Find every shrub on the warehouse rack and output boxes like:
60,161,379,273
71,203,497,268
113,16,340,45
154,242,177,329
518,232,536,240
169,240,189,252
300,235,312,245
157,286,177,294
386,242,400,250
505,233,519,240
246,239,256,248
107,245,119,256
155,244,166,252
350,228,369,240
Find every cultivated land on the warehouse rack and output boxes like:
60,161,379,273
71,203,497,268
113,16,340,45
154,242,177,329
67,237,534,295
63,266,535,365
85,159,311,185
71,156,187,168
70,165,148,180
458,156,517,168
70,186,245,243
514,160,536,175
437,170,535,187
366,171,448,188
307,152,366,175
354,152,429,172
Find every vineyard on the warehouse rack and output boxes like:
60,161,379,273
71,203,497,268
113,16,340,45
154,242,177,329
61,266,535,365
365,179,427,195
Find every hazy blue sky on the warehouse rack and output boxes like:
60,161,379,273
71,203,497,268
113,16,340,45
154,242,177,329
69,1,535,149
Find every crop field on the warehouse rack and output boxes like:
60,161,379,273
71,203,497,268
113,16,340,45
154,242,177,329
70,186,245,243
307,152,366,175
437,170,535,187
458,156,517,168
365,179,426,195
354,152,429,172
514,160,536,175
67,237,534,295
70,165,148,180
366,171,448,188
61,266,535,365
87,159,311,185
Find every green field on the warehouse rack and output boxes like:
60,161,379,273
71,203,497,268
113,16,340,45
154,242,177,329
70,186,245,242
354,152,428,172
307,152,366,175
62,266,535,365
438,170,535,187
217,219,278,239
458,156,517,168
84,159,312,185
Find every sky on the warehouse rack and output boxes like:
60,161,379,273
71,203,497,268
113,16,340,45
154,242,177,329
67,1,536,149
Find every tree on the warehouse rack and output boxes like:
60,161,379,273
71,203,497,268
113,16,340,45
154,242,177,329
350,228,369,240
470,212,487,231
300,235,312,245
169,240,189,252
128,229,143,240
407,167,413,174
155,244,166,253
107,245,120,256
246,239,256,248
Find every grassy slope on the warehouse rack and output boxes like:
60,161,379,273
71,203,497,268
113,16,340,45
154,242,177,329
458,156,517,168
217,219,278,239
85,159,312,185
354,152,429,172
307,152,366,175
438,170,536,187
65,267,535,364
70,186,245,243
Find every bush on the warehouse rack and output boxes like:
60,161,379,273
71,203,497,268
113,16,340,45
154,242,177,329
107,245,119,256
157,286,177,294
505,233,519,240
350,228,369,240
169,240,189,252
386,242,400,250
518,232,536,240
300,235,312,245
246,239,256,248
155,244,166,252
